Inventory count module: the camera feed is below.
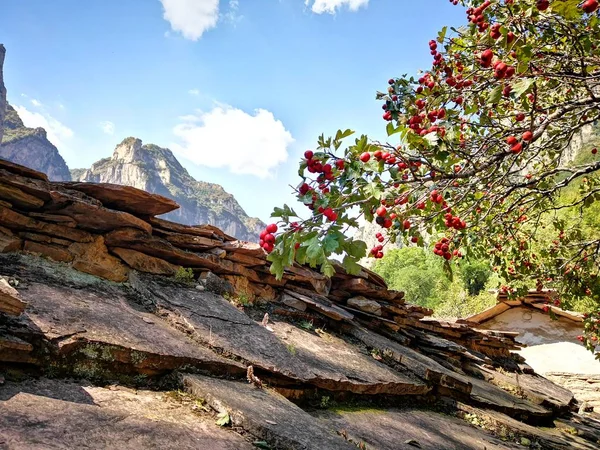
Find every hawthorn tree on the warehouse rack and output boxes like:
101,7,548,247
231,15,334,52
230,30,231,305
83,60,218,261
261,0,600,352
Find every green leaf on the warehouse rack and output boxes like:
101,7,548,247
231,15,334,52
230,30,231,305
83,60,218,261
386,122,401,136
342,255,362,275
306,237,324,266
216,411,231,427
437,26,448,43
335,129,354,140
512,79,535,98
268,252,285,280
345,239,368,259
321,259,336,277
364,182,384,200
271,204,299,220
551,0,582,20
487,85,502,104
295,244,308,265
323,233,341,254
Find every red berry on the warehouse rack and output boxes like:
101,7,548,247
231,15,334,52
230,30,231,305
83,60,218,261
511,143,522,154
264,233,275,244
335,160,345,170
506,136,518,146
376,206,388,217
583,0,598,13
360,152,371,163
592,148,598,155
383,218,393,228
536,0,549,11
403,219,411,230
304,150,314,159
515,113,525,121
266,223,278,233
411,236,419,243
522,131,533,141
259,230,267,240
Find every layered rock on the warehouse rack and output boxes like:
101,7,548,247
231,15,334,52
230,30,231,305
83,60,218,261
73,137,264,240
1,159,599,450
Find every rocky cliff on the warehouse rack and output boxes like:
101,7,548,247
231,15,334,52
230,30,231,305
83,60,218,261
0,104,71,181
0,44,6,145
73,137,264,241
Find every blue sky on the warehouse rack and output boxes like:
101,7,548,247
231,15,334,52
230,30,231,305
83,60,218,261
1,0,465,223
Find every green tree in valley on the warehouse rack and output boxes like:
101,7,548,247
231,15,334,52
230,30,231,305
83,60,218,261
260,0,600,353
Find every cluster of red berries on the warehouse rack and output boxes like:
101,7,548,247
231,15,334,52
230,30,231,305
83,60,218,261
373,149,397,164
375,205,393,229
492,60,516,80
370,244,384,259
433,237,459,260
429,189,445,205
444,213,467,230
506,131,533,154
259,223,278,253
467,1,492,32
317,206,338,222
479,49,494,68
304,150,335,180
298,182,319,211
375,232,385,244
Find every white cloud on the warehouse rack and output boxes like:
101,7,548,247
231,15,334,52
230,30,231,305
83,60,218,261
305,0,369,14
100,121,115,135
172,105,294,178
223,0,242,25
160,0,219,41
188,88,200,96
30,99,42,107
13,105,74,149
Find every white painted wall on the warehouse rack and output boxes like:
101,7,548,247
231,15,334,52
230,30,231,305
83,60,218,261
477,307,600,375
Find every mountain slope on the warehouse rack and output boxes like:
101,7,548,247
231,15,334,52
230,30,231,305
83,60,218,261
0,45,6,144
74,137,264,240
0,104,71,181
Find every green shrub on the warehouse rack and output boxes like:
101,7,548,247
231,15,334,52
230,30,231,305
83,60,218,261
175,267,195,283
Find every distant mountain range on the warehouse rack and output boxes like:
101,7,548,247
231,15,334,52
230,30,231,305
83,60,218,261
0,104,264,241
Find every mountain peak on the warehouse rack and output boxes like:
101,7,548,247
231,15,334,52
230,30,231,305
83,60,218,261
112,137,180,167
78,138,264,240
0,103,71,181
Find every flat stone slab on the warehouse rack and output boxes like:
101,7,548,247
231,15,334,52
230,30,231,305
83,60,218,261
0,254,245,379
269,321,428,395
455,401,600,450
473,364,574,412
58,182,180,216
313,407,520,450
182,374,354,450
0,378,253,450
131,273,428,396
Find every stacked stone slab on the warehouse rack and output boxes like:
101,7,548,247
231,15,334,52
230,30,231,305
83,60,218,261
0,158,525,360
0,158,523,361
3,158,600,449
